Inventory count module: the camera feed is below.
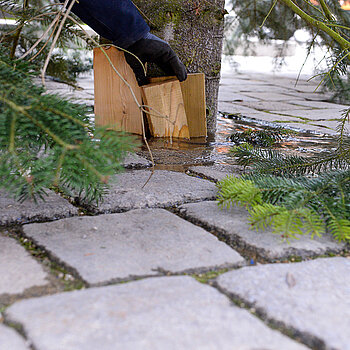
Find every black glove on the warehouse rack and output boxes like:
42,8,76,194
124,36,187,86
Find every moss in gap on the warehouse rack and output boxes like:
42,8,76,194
288,256,303,263
11,232,87,292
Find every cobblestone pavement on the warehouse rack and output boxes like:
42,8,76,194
0,72,349,350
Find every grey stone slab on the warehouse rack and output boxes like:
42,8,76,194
220,78,272,87
283,91,334,101
278,122,338,135
5,276,309,350
0,324,30,350
240,101,313,111
269,108,344,121
216,258,350,350
289,100,349,110
230,109,301,123
188,164,244,182
23,209,244,285
294,84,324,93
240,92,305,102
218,102,258,115
309,119,347,132
218,102,276,120
218,90,259,102
220,84,292,94
0,235,48,295
121,152,152,169
262,77,317,89
83,170,217,214
0,190,78,226
179,201,345,261
246,112,308,123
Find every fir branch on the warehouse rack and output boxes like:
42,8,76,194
0,48,135,203
217,171,350,242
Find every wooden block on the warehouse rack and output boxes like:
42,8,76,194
150,73,207,138
93,47,143,135
142,80,190,139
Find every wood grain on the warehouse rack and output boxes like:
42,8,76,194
93,47,143,135
150,73,207,137
142,80,190,139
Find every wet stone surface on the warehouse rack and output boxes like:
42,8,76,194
179,201,346,261
269,108,344,121
0,324,30,350
121,152,152,169
0,190,78,226
5,276,309,350
0,235,49,295
187,164,244,183
216,258,350,350
239,100,312,111
81,170,217,214
22,209,244,285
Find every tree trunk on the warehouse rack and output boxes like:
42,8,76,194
133,0,226,139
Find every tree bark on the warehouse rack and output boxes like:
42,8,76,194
133,0,226,138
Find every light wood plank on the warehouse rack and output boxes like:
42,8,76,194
93,47,143,135
142,80,190,139
150,73,207,137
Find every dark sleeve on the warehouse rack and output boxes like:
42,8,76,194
71,0,150,48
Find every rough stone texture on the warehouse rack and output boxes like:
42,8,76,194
239,101,313,111
269,108,344,121
218,90,259,102
5,276,309,350
179,201,346,261
121,152,152,169
218,102,262,116
216,258,350,350
82,170,217,214
23,209,244,285
241,92,304,101
0,235,48,295
289,100,348,110
188,164,244,182
283,91,334,101
0,324,30,350
134,0,226,137
280,122,338,135
0,190,78,226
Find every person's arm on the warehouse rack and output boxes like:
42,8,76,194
70,0,187,85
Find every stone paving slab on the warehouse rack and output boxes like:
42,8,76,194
269,108,344,121
280,122,338,135
187,164,244,182
289,100,348,110
23,209,244,285
218,102,260,115
241,92,305,102
245,111,308,123
0,324,30,350
121,152,152,169
218,90,260,102
220,79,272,86
283,91,334,101
178,201,346,261
0,190,78,226
239,101,312,111
218,102,278,120
216,258,350,350
5,276,309,350
220,84,293,94
81,170,217,214
0,235,48,295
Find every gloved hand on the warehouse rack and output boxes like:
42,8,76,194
123,34,188,86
